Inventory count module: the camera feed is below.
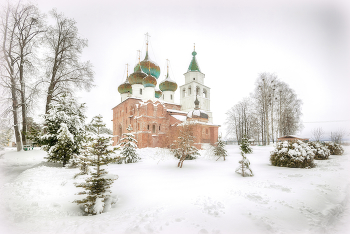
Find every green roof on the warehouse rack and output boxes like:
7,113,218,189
188,51,201,72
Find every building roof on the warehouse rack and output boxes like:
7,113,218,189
188,50,201,72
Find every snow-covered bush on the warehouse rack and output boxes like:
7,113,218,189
119,125,140,163
74,115,118,215
214,135,227,161
40,95,86,166
308,141,330,160
240,136,252,154
324,142,344,155
270,140,316,168
236,152,253,177
170,122,199,168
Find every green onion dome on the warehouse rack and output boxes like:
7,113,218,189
128,64,147,85
118,78,132,94
159,72,177,92
155,89,162,98
142,74,157,87
134,51,161,79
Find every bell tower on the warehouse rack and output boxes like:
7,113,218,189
180,45,213,123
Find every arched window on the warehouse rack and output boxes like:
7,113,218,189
159,125,161,131
182,88,186,97
193,78,195,80
188,87,191,95
203,89,207,98
147,125,150,130
152,124,156,133
140,89,142,95
196,86,200,95
170,94,173,100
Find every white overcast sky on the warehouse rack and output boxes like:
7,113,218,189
6,0,350,139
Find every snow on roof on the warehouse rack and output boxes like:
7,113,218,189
178,120,220,127
172,115,187,122
167,109,187,114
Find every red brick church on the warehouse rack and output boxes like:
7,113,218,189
112,39,219,149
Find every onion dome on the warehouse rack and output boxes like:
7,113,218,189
187,95,208,121
134,51,161,79
128,63,147,85
118,79,132,94
118,65,132,94
159,61,177,92
155,88,162,98
188,47,201,72
142,74,157,87
187,109,209,120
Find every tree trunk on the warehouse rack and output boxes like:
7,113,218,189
11,79,22,151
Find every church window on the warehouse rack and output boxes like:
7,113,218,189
182,88,186,97
170,94,173,100
203,89,207,98
140,89,142,95
159,125,161,131
196,86,200,95
188,87,191,95
163,94,164,99
193,78,195,80
152,124,156,133
147,125,150,130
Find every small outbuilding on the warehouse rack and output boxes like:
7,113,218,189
277,135,309,143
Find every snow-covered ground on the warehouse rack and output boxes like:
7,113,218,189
0,145,349,234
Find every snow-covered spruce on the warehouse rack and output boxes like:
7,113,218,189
308,141,330,160
74,115,118,215
170,122,199,168
270,140,316,168
40,95,86,166
214,135,227,161
119,125,140,164
240,136,253,154
236,151,253,177
324,142,344,155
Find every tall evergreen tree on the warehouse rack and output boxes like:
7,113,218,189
214,135,228,161
40,94,86,166
119,125,140,163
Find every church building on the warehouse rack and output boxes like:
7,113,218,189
112,39,219,149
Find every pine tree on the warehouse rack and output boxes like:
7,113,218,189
40,95,86,166
171,123,199,168
214,135,227,161
240,136,253,154
119,125,140,163
74,115,118,215
54,123,75,166
235,151,254,177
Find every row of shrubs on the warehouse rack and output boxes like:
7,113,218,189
270,141,344,168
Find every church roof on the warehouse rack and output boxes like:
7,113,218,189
188,50,201,72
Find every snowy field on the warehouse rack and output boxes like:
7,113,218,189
0,145,349,234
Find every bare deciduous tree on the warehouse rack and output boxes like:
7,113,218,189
0,2,44,149
312,127,324,142
43,9,94,114
330,130,345,144
226,73,303,146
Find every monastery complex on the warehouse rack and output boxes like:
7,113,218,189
112,38,219,149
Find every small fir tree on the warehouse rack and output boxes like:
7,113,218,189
119,125,140,163
214,135,228,161
240,136,253,154
235,151,254,177
53,123,75,166
171,123,199,168
74,115,118,215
